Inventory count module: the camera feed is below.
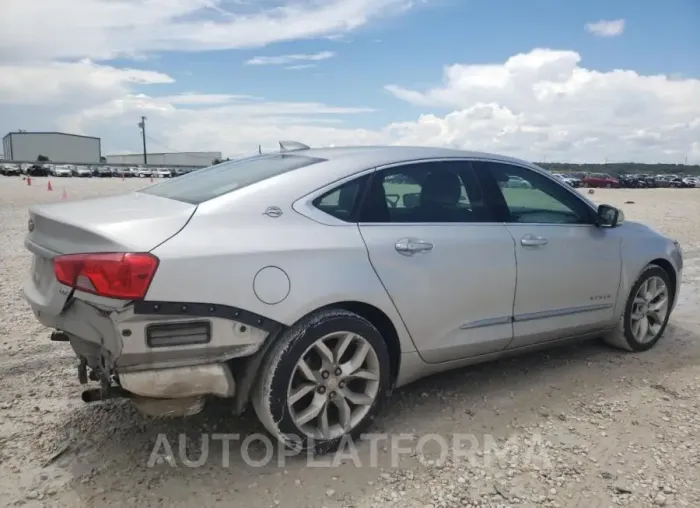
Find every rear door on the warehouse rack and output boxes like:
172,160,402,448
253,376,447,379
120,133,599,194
357,159,516,364
475,161,623,348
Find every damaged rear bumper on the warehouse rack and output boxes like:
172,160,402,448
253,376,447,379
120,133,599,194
27,294,281,415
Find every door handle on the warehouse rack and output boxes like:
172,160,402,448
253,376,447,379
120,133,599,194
520,234,548,247
395,238,434,256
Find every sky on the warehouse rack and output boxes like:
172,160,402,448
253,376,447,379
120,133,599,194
0,0,699,163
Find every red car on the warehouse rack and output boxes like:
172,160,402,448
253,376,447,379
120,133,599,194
582,173,620,188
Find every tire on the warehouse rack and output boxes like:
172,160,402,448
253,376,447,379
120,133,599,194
605,183,612,188
252,309,391,454
603,264,673,352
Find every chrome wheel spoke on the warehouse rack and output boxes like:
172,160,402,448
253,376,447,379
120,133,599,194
295,393,326,426
297,358,317,383
289,383,316,405
314,342,335,365
334,396,352,431
650,296,668,312
345,369,379,381
334,333,355,363
318,403,331,439
341,341,371,376
340,387,373,406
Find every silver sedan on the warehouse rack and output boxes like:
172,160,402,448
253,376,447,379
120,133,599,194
23,143,683,452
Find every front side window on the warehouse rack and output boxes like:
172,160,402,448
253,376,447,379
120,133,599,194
139,154,326,205
478,162,594,225
359,160,491,223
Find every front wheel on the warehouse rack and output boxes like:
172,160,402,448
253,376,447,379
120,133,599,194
252,309,391,453
603,264,673,352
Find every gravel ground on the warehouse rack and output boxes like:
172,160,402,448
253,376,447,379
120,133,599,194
1,176,699,508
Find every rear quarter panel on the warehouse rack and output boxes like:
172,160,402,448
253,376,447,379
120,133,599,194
147,194,417,353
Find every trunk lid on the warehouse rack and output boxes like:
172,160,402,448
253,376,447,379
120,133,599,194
24,192,196,317
27,192,196,255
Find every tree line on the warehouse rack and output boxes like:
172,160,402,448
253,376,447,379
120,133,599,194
537,162,700,176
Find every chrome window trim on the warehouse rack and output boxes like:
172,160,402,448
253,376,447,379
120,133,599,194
293,156,600,227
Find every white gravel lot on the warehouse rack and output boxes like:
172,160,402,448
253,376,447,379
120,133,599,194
1,175,699,508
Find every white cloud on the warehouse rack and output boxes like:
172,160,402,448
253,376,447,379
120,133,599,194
2,48,699,163
246,51,335,66
585,19,626,37
0,0,413,61
384,48,700,162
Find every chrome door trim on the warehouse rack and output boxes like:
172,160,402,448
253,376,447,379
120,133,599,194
460,315,513,330
513,303,613,323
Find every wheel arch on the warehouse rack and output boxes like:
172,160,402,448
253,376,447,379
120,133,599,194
232,300,403,414
648,258,677,304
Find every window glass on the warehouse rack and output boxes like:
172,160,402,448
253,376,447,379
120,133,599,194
482,162,593,225
359,161,490,223
138,154,325,205
312,176,367,222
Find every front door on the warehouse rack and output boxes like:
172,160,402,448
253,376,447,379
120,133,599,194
476,161,623,349
357,160,516,364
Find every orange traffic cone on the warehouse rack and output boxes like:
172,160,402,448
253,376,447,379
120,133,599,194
27,176,32,186
61,189,68,200
47,180,53,191
150,176,154,183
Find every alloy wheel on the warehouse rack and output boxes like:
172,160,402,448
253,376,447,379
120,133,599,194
630,275,669,344
287,331,380,440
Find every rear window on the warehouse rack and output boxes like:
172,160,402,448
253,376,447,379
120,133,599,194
138,154,326,205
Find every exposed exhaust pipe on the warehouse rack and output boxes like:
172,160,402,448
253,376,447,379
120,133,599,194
81,386,133,403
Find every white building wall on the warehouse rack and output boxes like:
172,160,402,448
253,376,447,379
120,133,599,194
105,152,221,167
3,132,101,163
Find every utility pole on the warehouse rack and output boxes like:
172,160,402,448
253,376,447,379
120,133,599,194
138,116,148,165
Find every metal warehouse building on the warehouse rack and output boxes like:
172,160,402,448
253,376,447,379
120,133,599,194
105,151,222,167
2,131,102,164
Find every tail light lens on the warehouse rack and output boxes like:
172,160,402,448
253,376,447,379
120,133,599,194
53,252,159,300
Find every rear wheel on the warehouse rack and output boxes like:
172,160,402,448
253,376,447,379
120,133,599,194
252,309,391,453
603,265,672,352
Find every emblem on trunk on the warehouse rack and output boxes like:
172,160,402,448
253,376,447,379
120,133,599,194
27,218,35,232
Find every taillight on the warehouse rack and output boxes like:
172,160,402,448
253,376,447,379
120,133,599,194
53,252,159,300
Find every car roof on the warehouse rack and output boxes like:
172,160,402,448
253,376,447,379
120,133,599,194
295,145,538,169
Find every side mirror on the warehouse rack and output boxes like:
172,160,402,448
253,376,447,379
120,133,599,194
597,204,624,228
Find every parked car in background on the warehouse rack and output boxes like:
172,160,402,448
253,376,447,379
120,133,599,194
155,168,173,178
582,173,620,188
114,167,133,178
22,143,684,452
26,164,50,177
137,168,153,178
0,164,21,176
668,176,693,188
682,176,700,188
618,174,644,188
654,175,673,188
71,166,92,177
638,174,656,187
553,174,580,188
51,165,73,178
93,167,113,177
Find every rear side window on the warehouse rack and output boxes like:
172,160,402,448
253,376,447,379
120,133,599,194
312,176,368,222
138,154,326,205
